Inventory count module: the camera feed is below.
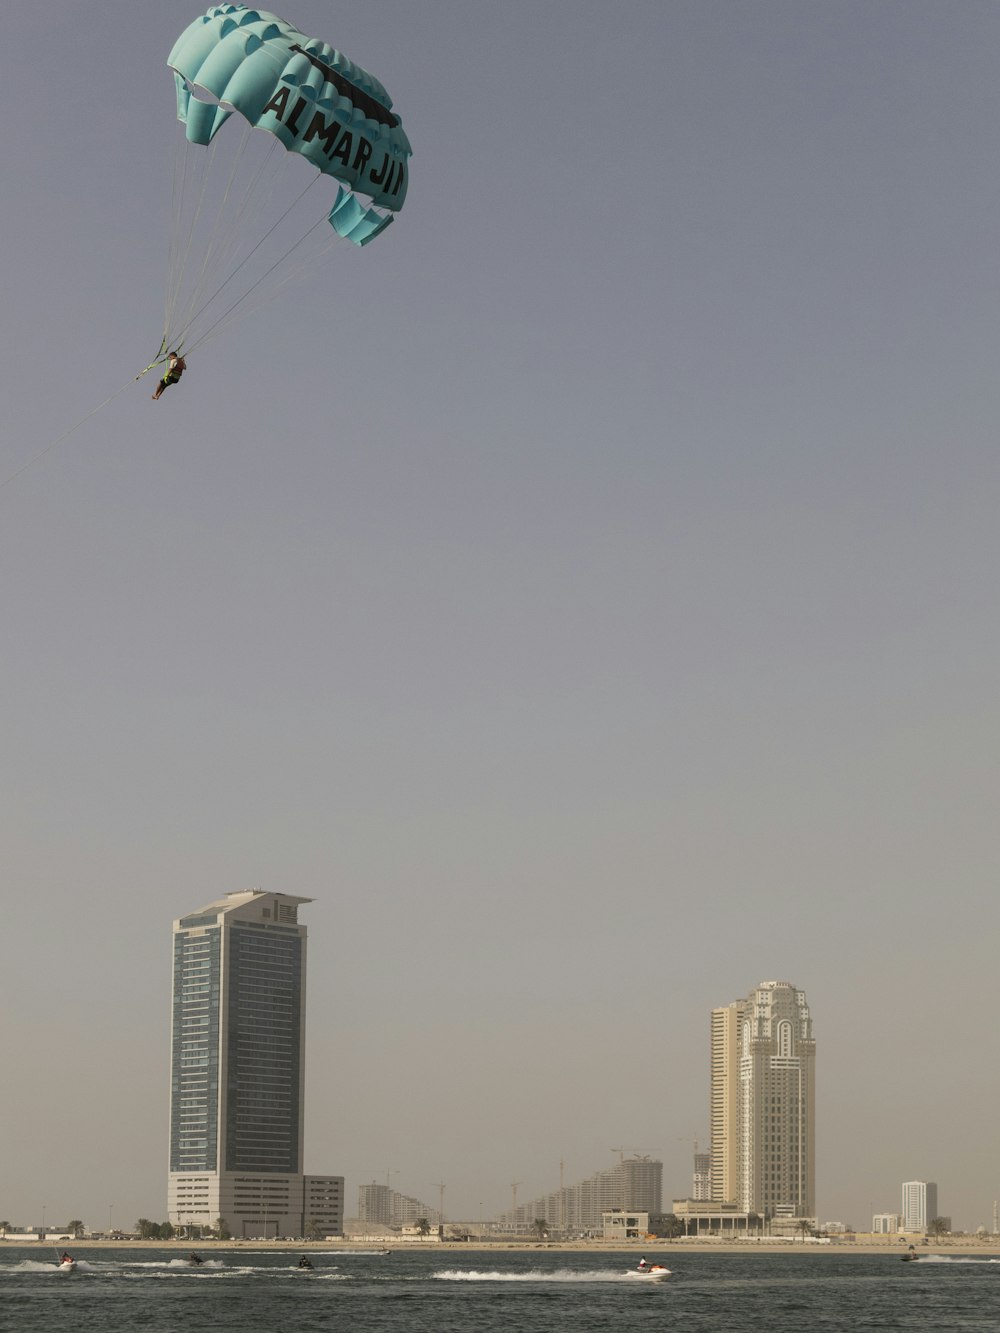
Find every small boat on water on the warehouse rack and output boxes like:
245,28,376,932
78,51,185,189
626,1263,670,1279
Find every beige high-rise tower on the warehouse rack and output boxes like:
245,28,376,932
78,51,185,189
710,981,815,1221
710,1001,744,1205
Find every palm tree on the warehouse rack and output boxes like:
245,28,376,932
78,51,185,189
927,1217,949,1239
415,1218,431,1236
66,1220,84,1239
532,1218,548,1241
797,1219,813,1242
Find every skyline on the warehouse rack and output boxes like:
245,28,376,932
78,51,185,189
1,909,972,1232
3,0,1000,1237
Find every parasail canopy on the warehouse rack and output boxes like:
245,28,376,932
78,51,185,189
169,4,412,247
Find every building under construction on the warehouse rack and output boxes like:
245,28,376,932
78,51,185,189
357,1182,440,1229
497,1156,662,1234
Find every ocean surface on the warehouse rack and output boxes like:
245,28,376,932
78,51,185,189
4,1245,1000,1332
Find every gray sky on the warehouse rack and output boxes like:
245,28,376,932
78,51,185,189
2,0,999,1234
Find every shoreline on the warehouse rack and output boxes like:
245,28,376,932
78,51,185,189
6,1237,999,1257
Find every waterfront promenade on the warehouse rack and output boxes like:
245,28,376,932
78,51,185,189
6,1236,998,1257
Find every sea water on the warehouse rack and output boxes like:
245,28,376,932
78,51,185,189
3,1246,1000,1332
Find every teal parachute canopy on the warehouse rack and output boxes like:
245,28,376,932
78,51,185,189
169,4,411,246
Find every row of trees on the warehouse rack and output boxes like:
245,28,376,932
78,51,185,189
133,1218,325,1241
0,1220,84,1238
136,1219,231,1241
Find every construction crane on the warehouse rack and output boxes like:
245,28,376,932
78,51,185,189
610,1146,645,1163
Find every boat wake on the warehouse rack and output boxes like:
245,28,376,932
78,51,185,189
912,1255,1000,1265
16,1260,95,1275
433,1268,668,1283
117,1264,346,1280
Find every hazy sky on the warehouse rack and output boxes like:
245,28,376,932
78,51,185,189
2,0,999,1235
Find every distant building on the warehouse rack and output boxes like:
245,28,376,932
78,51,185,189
672,1198,754,1235
692,1150,712,1200
872,1213,900,1234
499,1156,662,1233
710,981,816,1220
602,1209,649,1240
710,1002,744,1205
5,1229,76,1242
358,1182,439,1228
357,1182,393,1227
167,889,343,1237
902,1182,938,1232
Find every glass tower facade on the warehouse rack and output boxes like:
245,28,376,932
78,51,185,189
169,892,308,1176
169,924,222,1172
224,922,303,1172
166,890,342,1237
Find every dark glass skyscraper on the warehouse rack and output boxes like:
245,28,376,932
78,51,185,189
167,889,343,1238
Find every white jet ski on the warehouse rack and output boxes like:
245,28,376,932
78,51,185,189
626,1263,670,1279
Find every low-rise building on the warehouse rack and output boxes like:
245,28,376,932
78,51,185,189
602,1210,649,1240
671,1199,754,1235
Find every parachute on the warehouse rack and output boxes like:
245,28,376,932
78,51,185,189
151,4,412,369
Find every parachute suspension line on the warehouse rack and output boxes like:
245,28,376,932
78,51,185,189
135,337,169,381
187,224,339,353
171,120,258,343
164,130,225,348
184,211,331,355
164,130,193,341
163,130,212,346
164,128,205,342
219,226,341,328
0,377,138,493
174,170,324,349
189,221,344,351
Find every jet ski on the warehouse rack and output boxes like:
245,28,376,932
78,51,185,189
626,1263,670,1279
56,1259,77,1274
